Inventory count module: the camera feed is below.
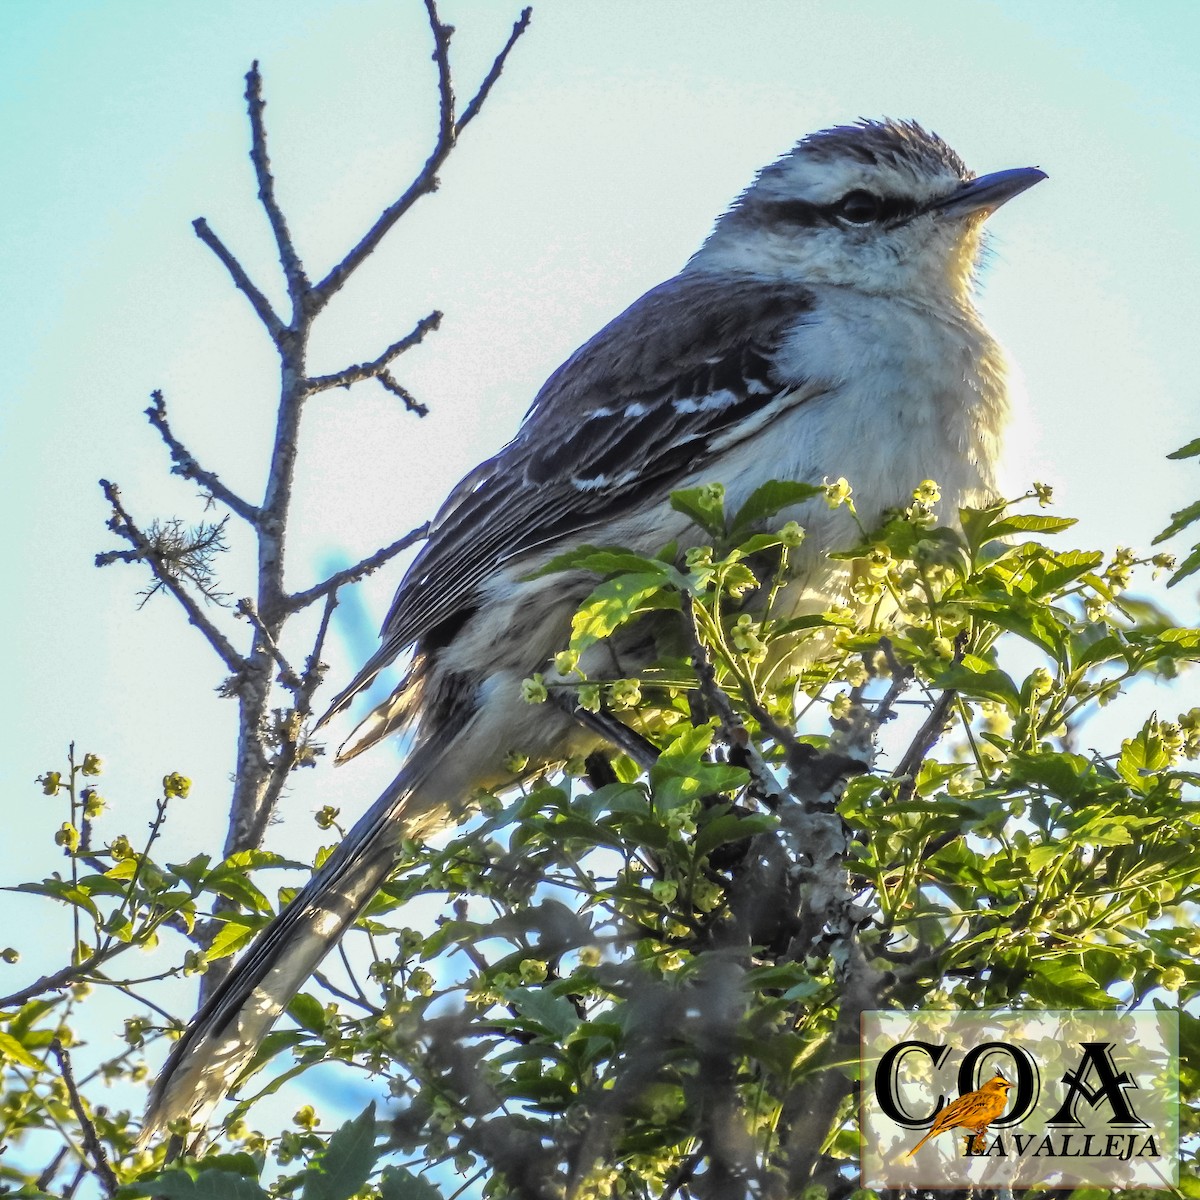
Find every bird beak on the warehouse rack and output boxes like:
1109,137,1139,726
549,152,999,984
933,166,1047,218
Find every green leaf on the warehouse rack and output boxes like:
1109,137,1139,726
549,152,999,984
1155,626,1200,658
167,854,213,889
670,485,726,536
206,917,259,962
958,501,1011,556
13,880,101,922
1118,720,1172,791
1166,436,1200,461
1005,750,1113,803
192,1154,262,1178
1153,497,1200,543
301,1102,378,1200
734,532,785,556
0,1029,43,1070
1072,633,1127,671
1167,543,1200,588
987,514,1077,538
1023,549,1105,597
569,572,679,651
951,596,1067,658
125,1169,269,1200
505,986,580,1039
1026,958,1112,1008
694,810,776,858
380,1167,444,1200
729,480,823,534
958,503,1075,557
287,991,328,1034
650,727,749,808
932,661,1020,709
202,864,274,915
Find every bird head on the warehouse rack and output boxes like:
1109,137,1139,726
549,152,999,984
985,1072,1014,1094
690,119,1045,307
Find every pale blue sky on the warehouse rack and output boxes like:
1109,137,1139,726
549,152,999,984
2,0,1199,1140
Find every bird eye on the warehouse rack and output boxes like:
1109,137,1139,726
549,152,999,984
835,190,883,224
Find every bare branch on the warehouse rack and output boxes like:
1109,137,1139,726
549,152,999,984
96,480,247,675
236,598,302,691
285,522,429,613
306,310,442,394
376,369,430,417
892,687,956,799
455,6,533,136
424,0,456,145
192,216,286,340
551,694,660,772
50,1040,118,1197
146,391,260,524
35,1147,69,1194
300,589,339,697
0,947,113,1010
311,6,532,308
244,61,310,310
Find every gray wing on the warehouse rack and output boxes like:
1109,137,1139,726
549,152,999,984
323,271,818,718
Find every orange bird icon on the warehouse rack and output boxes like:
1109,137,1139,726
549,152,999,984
906,1072,1014,1158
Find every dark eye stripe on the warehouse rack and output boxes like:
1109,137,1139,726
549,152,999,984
763,194,923,228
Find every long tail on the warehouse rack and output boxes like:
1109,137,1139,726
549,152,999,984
141,741,454,1143
905,1127,938,1159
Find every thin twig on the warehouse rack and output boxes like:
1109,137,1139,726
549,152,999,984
454,7,533,135
424,0,456,146
891,688,957,800
244,61,310,309
285,522,429,613
35,1146,69,1193
0,947,113,1010
550,693,660,771
236,598,303,691
145,391,260,524
300,589,339,698
311,5,532,308
192,217,286,340
313,968,379,1014
306,311,442,393
49,1039,118,1197
377,369,430,417
62,1162,88,1200
96,480,247,676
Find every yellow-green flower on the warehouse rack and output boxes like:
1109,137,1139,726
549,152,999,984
823,477,852,509
779,520,805,547
55,822,81,853
518,959,548,983
292,1104,319,1130
1028,667,1053,696
163,772,192,799
913,479,941,506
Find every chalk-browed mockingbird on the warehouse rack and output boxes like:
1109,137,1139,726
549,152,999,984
144,119,1045,1137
